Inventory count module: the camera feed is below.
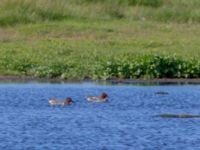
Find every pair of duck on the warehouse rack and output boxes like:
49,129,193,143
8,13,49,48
48,92,108,106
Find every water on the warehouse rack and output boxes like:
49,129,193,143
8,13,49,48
1,82,200,150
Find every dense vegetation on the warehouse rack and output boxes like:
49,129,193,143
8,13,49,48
0,0,200,80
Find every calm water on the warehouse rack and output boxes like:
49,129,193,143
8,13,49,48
0,82,200,150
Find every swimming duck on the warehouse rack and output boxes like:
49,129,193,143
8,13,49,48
86,92,108,102
155,91,169,95
48,97,73,106
158,114,200,118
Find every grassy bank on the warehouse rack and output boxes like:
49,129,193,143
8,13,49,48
1,0,200,26
1,0,200,79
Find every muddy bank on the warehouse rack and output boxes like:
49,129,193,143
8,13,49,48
1,76,200,84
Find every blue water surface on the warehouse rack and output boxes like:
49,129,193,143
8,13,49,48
0,82,200,150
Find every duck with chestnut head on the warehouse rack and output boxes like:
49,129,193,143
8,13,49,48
48,97,73,106
86,92,108,102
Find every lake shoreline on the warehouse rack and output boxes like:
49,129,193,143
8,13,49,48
1,75,200,84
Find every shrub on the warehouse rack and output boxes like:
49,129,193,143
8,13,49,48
127,0,162,7
91,55,200,80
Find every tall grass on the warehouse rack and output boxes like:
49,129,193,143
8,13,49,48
1,0,200,26
0,0,71,26
75,0,162,7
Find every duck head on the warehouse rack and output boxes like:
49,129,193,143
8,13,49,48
100,92,108,99
64,97,73,105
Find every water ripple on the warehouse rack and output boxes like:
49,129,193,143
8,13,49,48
0,83,200,149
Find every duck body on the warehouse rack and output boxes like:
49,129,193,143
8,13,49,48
48,99,66,106
86,96,108,102
86,92,108,103
48,97,73,106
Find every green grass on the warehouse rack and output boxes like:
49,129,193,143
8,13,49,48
1,19,200,79
1,0,200,79
1,0,200,26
